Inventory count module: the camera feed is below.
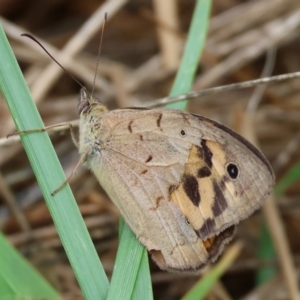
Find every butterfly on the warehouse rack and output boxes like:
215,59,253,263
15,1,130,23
77,88,274,274
12,32,276,273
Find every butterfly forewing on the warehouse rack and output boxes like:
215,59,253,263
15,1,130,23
79,102,274,273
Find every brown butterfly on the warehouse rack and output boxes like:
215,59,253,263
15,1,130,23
77,88,274,273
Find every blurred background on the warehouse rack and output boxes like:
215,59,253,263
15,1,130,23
0,0,300,299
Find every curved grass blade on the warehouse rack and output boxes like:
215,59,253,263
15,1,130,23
0,24,109,299
167,0,211,111
182,242,242,300
0,233,60,299
108,0,211,298
107,219,153,300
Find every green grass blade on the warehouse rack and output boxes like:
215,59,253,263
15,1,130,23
182,242,242,300
108,0,211,298
167,0,211,110
274,163,300,197
131,248,153,300
256,224,277,284
0,232,59,299
256,162,300,284
107,219,153,300
0,24,109,299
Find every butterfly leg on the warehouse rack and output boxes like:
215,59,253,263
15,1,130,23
7,122,74,138
69,123,79,148
51,149,89,196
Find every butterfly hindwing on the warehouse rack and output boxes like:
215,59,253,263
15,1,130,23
78,102,274,273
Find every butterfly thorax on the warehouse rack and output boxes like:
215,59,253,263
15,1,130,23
78,88,108,158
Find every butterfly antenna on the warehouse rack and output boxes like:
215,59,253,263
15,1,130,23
21,33,86,92
91,12,107,98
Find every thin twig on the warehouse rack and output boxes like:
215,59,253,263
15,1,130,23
272,130,300,173
153,0,180,70
0,172,31,233
29,0,128,103
246,47,277,112
195,8,300,89
143,71,300,108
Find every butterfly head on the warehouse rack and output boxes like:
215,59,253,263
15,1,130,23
77,88,107,117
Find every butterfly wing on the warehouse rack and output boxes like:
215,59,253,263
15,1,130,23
168,112,274,240
81,107,274,272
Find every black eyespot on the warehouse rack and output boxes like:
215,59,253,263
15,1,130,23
181,130,186,136
185,218,191,226
226,163,238,179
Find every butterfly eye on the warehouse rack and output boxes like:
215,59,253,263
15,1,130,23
77,101,89,115
185,218,191,226
226,163,239,179
181,130,186,136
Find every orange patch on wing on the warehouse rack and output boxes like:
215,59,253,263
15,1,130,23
203,236,216,250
